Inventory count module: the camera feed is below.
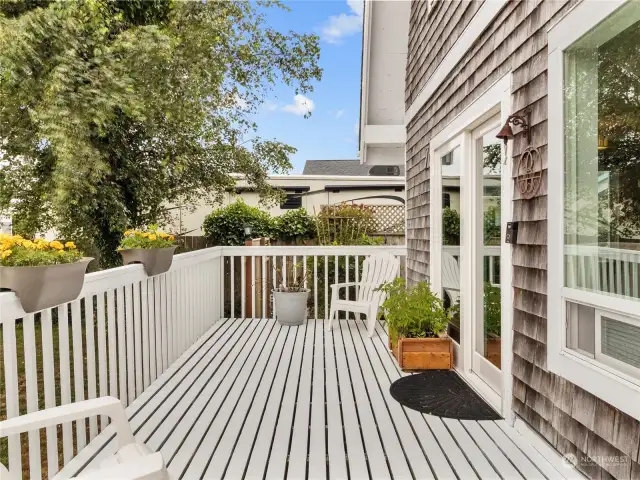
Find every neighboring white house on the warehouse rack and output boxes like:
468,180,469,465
358,0,410,168
173,159,405,236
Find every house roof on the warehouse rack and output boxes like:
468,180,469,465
302,159,405,176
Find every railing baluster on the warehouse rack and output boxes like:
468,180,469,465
96,293,109,429
262,255,267,317
159,275,168,374
230,256,235,318
241,256,246,319
3,317,21,476
85,296,98,440
272,255,277,320
125,284,136,405
133,282,144,397
251,255,256,318
117,287,128,405
314,256,318,320
140,280,150,389
71,299,87,450
41,309,59,476
325,255,329,321
149,278,158,383
23,313,42,479
107,290,119,399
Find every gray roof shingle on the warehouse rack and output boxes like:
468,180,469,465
302,159,404,176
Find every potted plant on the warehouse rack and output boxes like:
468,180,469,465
118,226,177,276
377,278,452,370
0,234,92,313
272,266,309,326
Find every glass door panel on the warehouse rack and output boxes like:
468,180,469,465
441,146,463,343
478,129,502,370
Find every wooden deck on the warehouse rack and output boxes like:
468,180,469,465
59,318,576,480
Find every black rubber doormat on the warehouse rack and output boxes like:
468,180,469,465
390,370,501,420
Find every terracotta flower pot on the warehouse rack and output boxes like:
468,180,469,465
0,257,93,314
119,247,177,276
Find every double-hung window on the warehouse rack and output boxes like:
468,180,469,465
548,0,640,419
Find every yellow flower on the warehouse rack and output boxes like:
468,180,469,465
142,232,149,238
50,241,64,250
168,235,175,241
1,249,12,259
65,241,76,249
158,232,168,239
124,230,131,236
149,234,157,241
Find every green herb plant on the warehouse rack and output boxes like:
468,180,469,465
377,278,449,344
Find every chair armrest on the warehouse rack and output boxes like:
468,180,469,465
0,396,135,447
330,282,358,292
74,452,168,480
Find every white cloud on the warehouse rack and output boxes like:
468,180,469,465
282,94,315,116
263,100,278,112
335,109,345,119
320,0,363,44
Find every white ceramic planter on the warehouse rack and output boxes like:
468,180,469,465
273,289,309,326
120,246,177,276
0,257,93,313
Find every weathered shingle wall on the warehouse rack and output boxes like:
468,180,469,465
405,1,640,478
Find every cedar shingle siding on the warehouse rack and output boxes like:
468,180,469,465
404,1,640,478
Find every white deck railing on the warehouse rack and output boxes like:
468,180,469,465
0,244,405,479
564,244,640,299
0,247,224,479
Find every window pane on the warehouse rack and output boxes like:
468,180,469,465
441,146,462,343
602,316,640,372
566,301,596,356
563,3,640,301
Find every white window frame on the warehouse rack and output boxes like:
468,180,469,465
547,0,640,420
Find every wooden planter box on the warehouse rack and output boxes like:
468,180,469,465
389,336,453,371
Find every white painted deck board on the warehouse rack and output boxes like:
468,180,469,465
60,318,575,480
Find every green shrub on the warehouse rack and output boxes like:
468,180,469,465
377,278,449,342
273,208,316,242
316,203,376,245
442,207,460,246
484,282,501,337
202,200,275,246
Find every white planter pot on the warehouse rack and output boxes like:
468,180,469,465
273,289,309,326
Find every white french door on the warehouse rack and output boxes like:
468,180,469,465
429,73,514,419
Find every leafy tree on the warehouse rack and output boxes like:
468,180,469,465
483,203,501,246
0,0,322,266
202,200,274,246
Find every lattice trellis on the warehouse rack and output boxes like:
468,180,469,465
370,205,405,234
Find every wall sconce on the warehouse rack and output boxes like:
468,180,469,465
244,224,253,240
496,110,531,147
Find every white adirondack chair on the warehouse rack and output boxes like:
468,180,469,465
442,251,461,305
326,252,400,337
0,396,169,480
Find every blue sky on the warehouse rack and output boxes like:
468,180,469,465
253,0,363,173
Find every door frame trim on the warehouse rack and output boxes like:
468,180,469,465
429,73,514,423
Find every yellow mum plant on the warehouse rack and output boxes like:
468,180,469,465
118,225,176,250
0,234,82,267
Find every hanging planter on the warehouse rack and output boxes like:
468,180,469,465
118,227,177,277
0,235,92,313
